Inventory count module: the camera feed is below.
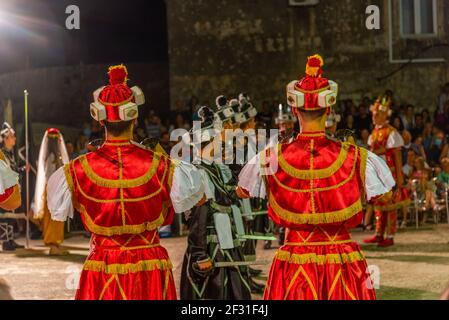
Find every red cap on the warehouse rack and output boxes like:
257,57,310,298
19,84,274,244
46,128,61,138
97,65,135,122
287,54,338,110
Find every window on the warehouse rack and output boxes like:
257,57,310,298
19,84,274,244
400,0,437,38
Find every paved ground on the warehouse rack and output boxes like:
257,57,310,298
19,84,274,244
1,225,449,300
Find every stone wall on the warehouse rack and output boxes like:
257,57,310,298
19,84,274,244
167,0,449,112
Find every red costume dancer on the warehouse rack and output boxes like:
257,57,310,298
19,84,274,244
237,55,395,300
364,97,409,247
47,65,205,300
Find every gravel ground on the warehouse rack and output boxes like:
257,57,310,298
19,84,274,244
1,225,449,300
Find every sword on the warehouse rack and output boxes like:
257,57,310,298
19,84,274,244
214,260,271,268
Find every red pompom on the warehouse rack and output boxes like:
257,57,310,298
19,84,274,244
108,64,128,85
307,57,322,68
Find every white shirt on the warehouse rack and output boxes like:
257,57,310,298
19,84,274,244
238,146,395,201
0,159,19,195
47,159,206,222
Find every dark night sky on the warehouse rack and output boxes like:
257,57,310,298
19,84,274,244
0,0,168,73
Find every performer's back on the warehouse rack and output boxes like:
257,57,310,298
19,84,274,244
64,140,176,300
262,133,374,300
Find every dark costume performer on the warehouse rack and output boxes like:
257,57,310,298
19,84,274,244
180,105,251,300
238,54,395,300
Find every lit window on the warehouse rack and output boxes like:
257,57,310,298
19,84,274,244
400,0,437,38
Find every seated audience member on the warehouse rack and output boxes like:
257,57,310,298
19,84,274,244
410,113,424,140
413,136,428,161
426,127,445,167
401,130,420,165
357,128,370,149
437,157,449,185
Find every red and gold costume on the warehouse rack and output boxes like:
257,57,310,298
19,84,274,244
47,65,204,300
66,140,176,300
238,55,394,300
364,97,409,246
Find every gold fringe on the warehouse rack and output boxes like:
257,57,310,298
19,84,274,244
271,145,358,193
278,142,350,180
79,202,167,236
72,160,167,203
83,259,173,275
77,152,161,188
268,192,362,225
275,250,365,265
0,150,5,161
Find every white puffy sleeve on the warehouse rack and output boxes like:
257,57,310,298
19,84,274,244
386,131,404,149
0,159,19,194
47,166,74,222
238,153,266,199
365,150,396,201
170,161,206,213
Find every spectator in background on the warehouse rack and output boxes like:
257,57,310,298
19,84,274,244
401,130,420,165
435,101,449,134
355,104,372,134
175,113,191,131
357,128,370,149
401,105,415,131
340,114,356,132
76,134,89,155
413,136,427,162
426,127,446,167
159,132,172,154
188,95,200,116
65,141,77,160
403,148,417,178
392,116,404,133
145,111,161,139
421,109,431,124
134,126,147,143
410,113,424,140
422,122,433,151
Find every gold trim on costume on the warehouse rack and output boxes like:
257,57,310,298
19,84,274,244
283,265,318,300
78,202,168,236
78,152,161,188
277,142,350,180
268,192,362,225
271,146,359,193
299,132,326,138
285,239,353,246
275,250,365,265
83,259,173,275
103,141,131,147
118,148,126,225
70,159,168,203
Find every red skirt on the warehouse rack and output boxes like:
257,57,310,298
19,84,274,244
75,231,177,300
264,226,376,300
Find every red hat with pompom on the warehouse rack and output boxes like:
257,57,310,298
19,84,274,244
286,54,338,110
90,64,145,122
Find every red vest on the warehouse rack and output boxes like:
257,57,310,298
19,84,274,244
64,140,174,237
263,133,368,231
370,124,400,180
